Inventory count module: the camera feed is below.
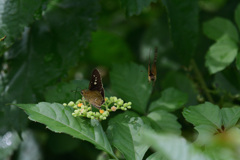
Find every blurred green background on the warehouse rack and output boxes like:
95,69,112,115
1,0,240,159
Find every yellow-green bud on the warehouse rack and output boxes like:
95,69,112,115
63,103,67,106
68,101,75,107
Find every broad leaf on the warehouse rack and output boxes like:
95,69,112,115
120,0,157,16
162,0,199,64
183,102,222,129
147,110,181,135
205,35,238,74
107,111,150,160
110,63,152,114
0,0,44,53
16,102,117,159
142,131,210,160
235,3,240,32
149,87,188,112
221,107,240,130
0,131,21,160
203,17,239,42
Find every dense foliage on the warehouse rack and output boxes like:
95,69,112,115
1,0,240,159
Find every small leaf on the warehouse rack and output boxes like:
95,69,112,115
142,131,210,160
235,3,240,31
203,17,239,42
107,111,150,160
221,107,240,130
149,87,188,112
183,102,222,129
110,63,152,114
16,102,117,159
120,0,157,16
205,35,238,74
147,110,181,135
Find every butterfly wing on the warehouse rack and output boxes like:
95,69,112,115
89,69,105,103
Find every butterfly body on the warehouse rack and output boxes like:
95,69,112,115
81,69,105,109
148,48,157,83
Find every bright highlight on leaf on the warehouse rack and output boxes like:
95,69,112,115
64,96,132,120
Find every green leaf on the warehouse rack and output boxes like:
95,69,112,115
16,102,117,159
149,87,188,112
203,17,239,42
194,125,217,144
237,52,240,71
161,72,198,105
221,107,240,130
146,152,168,160
147,110,181,135
110,63,152,114
235,3,240,32
44,80,89,103
142,131,210,160
107,111,150,160
162,0,199,64
0,0,44,52
183,102,222,129
89,31,133,66
120,0,157,17
0,131,21,160
205,35,238,74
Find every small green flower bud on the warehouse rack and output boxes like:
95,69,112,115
127,106,131,109
88,107,92,111
117,100,123,106
100,115,103,119
96,112,100,117
121,107,124,110
73,105,78,109
103,117,106,120
113,97,117,102
68,101,75,107
91,116,95,119
63,103,67,106
128,102,132,105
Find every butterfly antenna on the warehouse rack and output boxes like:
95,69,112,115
71,87,81,101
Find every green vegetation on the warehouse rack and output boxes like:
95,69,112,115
1,0,240,159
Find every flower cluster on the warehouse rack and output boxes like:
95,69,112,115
63,96,132,120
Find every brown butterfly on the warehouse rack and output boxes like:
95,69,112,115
81,69,105,109
148,47,157,84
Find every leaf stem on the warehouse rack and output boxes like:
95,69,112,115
191,59,214,103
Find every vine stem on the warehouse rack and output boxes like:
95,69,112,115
190,59,214,103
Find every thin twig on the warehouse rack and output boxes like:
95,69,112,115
191,59,214,103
